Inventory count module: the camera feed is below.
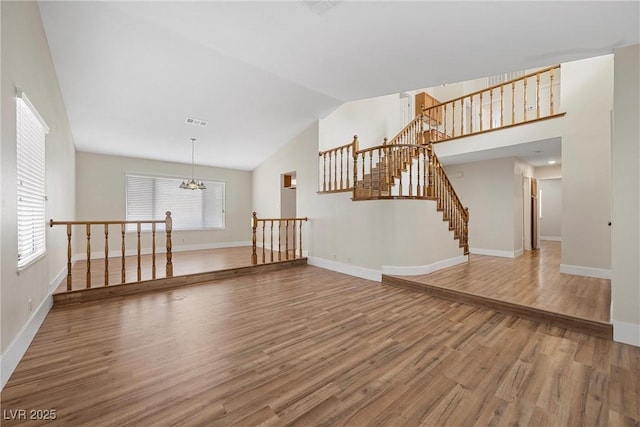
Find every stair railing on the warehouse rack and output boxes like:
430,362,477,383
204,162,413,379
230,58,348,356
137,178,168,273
318,135,358,193
251,212,309,264
422,64,561,143
49,211,173,291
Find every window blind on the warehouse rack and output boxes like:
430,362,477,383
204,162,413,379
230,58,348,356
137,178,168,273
126,175,225,231
16,93,49,268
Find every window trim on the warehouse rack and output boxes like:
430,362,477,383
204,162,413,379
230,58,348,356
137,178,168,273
16,89,49,271
125,173,226,232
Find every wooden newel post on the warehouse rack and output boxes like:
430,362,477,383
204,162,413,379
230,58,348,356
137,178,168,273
464,207,470,246
251,212,258,265
352,135,359,198
165,211,173,277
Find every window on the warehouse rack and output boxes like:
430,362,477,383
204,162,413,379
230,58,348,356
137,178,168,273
126,175,225,231
16,91,49,268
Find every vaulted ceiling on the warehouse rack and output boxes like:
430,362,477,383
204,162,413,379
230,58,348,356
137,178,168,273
39,1,639,170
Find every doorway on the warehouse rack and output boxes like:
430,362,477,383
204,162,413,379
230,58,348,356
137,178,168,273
530,177,538,250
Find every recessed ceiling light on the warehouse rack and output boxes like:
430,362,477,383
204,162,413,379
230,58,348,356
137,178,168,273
548,160,556,164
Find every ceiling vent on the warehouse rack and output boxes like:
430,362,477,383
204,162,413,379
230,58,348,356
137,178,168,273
300,0,340,15
185,117,208,127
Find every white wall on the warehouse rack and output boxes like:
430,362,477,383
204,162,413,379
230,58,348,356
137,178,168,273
1,2,76,387
319,93,403,151
560,55,613,277
445,157,519,257
535,165,562,180
612,44,640,346
75,152,252,255
539,179,562,240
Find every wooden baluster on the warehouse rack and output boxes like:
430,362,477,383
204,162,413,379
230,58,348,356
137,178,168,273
270,220,274,263
334,150,338,191
346,145,351,188
299,219,305,258
442,103,447,141
550,68,555,115
262,220,265,263
121,224,126,283
66,224,72,291
427,145,434,198
328,151,332,191
479,92,483,132
85,224,91,288
339,147,344,190
361,151,365,197
278,221,282,261
470,96,474,134
408,152,413,197
451,102,455,138
251,212,258,265
378,147,383,196
369,151,373,197
422,148,427,197
352,135,358,196
416,147,421,197
292,220,297,259
460,98,464,136
322,152,327,191
524,77,528,121
152,223,156,279
136,223,141,282
500,85,504,127
489,89,493,129
104,224,109,286
165,211,173,278
511,81,516,125
285,220,289,260
536,72,541,119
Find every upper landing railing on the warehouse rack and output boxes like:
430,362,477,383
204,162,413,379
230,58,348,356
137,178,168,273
421,65,563,143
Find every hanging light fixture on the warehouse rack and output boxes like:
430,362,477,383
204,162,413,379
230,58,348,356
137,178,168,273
179,138,207,190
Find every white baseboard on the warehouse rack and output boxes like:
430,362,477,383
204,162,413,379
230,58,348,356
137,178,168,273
470,248,519,258
382,255,468,276
514,248,524,258
1,289,54,390
560,264,612,280
307,257,381,282
613,320,640,347
540,236,562,242
73,241,252,261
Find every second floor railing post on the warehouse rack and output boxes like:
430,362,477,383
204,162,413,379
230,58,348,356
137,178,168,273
165,211,173,278
251,211,258,265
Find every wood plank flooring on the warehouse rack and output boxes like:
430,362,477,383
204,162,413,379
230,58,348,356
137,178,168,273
2,265,638,426
388,241,611,323
57,246,301,293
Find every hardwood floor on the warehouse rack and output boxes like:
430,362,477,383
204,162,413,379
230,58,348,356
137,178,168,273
2,265,638,426
388,241,611,323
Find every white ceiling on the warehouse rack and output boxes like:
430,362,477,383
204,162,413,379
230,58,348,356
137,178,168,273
38,1,639,171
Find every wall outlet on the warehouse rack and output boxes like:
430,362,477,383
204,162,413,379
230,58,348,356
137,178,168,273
28,297,32,312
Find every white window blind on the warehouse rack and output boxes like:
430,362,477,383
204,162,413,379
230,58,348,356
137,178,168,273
16,92,49,268
126,175,225,231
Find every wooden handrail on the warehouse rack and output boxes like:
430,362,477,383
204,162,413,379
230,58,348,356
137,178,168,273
49,211,173,291
251,212,308,265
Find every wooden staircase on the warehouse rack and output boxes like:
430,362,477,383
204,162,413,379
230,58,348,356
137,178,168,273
353,143,469,254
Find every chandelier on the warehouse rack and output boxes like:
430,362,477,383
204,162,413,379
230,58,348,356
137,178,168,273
179,138,207,190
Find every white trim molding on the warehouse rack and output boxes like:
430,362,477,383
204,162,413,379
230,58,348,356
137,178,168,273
540,236,562,242
613,320,640,347
560,264,612,280
470,248,520,258
1,292,53,390
307,257,381,282
382,255,468,276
